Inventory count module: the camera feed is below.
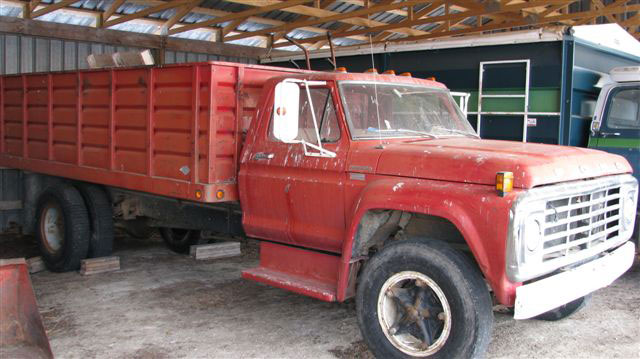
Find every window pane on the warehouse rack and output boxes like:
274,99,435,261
297,88,340,143
607,88,640,130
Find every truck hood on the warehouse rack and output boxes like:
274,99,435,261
375,138,632,189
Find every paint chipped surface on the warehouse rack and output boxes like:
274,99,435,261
392,182,405,192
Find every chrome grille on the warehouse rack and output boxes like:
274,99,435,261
541,186,621,262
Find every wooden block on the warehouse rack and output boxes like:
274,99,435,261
26,256,46,274
87,53,116,69
80,256,120,275
190,242,241,260
112,50,154,67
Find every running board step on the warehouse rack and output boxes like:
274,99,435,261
241,241,339,302
242,267,336,301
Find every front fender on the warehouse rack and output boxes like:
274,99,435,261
337,177,521,305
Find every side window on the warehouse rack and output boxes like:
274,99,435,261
270,87,340,143
297,87,340,143
606,88,640,130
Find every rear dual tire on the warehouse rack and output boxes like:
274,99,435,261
36,183,114,272
36,185,91,272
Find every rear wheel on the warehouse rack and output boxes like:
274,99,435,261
76,184,114,258
36,185,90,272
159,228,201,254
356,239,493,359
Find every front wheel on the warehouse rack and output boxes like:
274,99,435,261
356,239,493,358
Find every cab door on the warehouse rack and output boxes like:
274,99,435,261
239,81,348,253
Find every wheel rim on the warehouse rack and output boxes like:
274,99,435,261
40,203,65,253
377,271,452,357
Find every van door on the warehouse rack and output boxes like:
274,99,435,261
592,84,640,182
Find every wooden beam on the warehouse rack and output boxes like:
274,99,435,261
222,0,430,38
221,17,249,38
160,0,203,34
102,0,192,28
0,15,277,59
103,0,126,23
272,0,575,48
169,0,313,35
374,3,640,45
31,0,79,19
224,0,433,42
124,0,368,41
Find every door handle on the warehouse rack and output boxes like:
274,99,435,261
254,152,275,160
600,132,621,138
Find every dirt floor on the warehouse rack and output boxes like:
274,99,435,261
1,233,639,359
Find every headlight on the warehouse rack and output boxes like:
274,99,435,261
622,190,637,231
523,217,542,252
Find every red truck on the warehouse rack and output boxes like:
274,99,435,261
1,61,637,358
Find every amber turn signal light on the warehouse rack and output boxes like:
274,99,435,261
382,70,396,75
216,190,225,200
496,172,514,197
365,68,378,73
195,190,203,199
335,67,347,73
399,72,412,77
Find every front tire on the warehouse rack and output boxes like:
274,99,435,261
36,184,90,272
159,228,201,254
356,239,493,358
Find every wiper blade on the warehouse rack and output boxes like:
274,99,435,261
430,126,479,138
367,127,438,138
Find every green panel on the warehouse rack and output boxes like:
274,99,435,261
461,88,560,113
590,137,640,148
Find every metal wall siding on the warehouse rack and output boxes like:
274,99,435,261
0,33,257,75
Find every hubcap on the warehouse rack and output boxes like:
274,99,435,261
41,204,64,253
377,271,452,357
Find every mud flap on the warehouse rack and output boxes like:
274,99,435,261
0,258,53,358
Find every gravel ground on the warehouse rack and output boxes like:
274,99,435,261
1,233,639,359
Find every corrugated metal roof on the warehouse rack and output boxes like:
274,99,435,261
3,0,636,52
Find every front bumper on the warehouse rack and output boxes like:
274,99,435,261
513,241,635,320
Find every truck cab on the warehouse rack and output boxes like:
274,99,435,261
237,70,638,358
589,66,640,243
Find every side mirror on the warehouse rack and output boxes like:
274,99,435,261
273,82,300,143
590,116,600,136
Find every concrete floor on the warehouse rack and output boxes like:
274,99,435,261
1,233,639,359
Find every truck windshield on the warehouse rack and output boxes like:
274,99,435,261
339,81,477,140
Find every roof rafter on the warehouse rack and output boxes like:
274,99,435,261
169,0,314,35
102,0,192,28
222,0,431,39
224,0,434,42
272,0,576,48
31,0,80,19
160,0,204,34
373,2,640,45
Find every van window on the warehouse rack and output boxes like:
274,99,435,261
607,88,640,130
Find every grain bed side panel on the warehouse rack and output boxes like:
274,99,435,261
0,62,307,203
